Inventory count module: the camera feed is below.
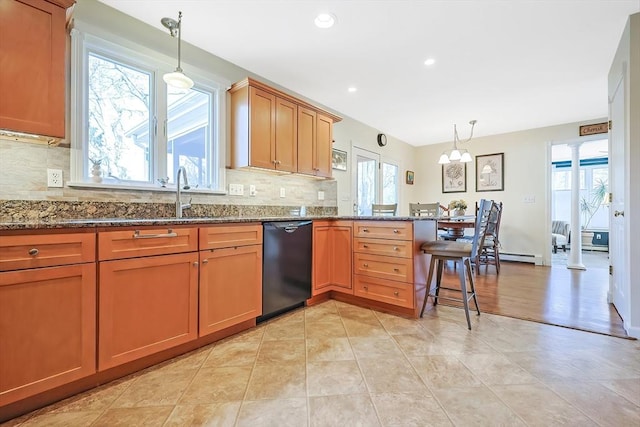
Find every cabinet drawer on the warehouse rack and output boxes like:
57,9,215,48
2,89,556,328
199,224,263,249
353,253,413,283
353,275,414,309
353,221,412,240
0,233,95,271
98,227,197,261
353,238,412,258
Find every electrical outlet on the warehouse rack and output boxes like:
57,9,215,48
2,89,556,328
47,169,63,187
318,191,325,201
280,187,286,198
229,183,245,195
249,185,256,196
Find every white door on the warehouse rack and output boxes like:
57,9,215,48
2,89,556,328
352,147,380,216
608,72,628,322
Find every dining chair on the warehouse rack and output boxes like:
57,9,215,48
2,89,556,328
371,203,397,216
479,201,503,273
409,202,441,217
419,199,493,329
458,201,503,274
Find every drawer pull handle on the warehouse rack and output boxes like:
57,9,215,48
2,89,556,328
133,229,178,239
363,286,368,290
202,259,209,264
393,247,398,251
393,268,400,272
394,291,399,296
362,228,369,232
363,263,369,267
363,244,369,248
28,248,39,256
193,261,199,267
393,229,399,233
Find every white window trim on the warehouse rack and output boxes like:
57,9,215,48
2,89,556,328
69,26,228,194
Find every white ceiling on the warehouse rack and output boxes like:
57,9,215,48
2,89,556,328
98,0,639,146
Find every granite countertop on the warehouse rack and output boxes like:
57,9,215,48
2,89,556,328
0,215,438,231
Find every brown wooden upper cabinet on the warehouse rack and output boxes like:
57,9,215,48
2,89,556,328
0,0,75,139
229,77,341,176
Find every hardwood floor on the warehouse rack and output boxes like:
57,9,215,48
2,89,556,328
422,261,629,338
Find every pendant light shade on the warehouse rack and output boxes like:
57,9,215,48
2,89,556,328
437,120,477,164
163,71,194,89
161,12,194,90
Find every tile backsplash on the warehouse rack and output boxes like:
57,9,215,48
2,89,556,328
0,138,338,220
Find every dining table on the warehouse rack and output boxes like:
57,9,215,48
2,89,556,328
437,215,476,240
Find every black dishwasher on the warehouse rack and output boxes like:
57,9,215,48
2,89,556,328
258,221,312,322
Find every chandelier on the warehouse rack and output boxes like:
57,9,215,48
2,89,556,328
161,11,194,89
438,120,477,164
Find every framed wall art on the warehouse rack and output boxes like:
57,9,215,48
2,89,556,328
332,148,347,171
476,153,504,192
406,170,414,185
442,162,467,193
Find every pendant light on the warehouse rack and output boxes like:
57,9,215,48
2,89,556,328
161,11,194,89
438,120,477,164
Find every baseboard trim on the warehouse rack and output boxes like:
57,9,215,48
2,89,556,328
500,252,543,265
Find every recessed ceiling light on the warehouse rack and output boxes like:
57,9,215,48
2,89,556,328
424,58,436,66
315,13,336,29
348,87,357,93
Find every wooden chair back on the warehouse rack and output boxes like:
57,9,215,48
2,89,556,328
470,199,494,259
372,203,398,216
409,202,441,217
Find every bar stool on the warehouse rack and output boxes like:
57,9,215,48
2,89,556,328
419,199,493,329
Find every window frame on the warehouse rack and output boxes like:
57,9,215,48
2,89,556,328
69,27,227,193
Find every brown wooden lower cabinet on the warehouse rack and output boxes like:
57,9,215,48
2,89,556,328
98,252,199,371
199,245,262,336
312,221,353,295
0,264,96,406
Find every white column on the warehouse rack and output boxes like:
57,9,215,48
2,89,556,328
567,142,585,270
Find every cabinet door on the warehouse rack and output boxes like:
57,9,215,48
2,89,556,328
275,97,297,172
312,225,332,294
0,264,96,406
331,225,353,292
313,224,352,295
0,0,67,137
249,87,276,169
315,113,333,178
297,106,316,175
98,252,198,370
199,245,262,336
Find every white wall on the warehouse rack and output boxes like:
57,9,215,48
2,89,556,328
413,119,607,265
332,119,421,217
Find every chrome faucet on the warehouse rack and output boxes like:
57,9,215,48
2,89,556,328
175,166,191,218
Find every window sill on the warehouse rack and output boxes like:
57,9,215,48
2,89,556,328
67,181,227,195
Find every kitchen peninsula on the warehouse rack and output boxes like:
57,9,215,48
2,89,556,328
0,213,436,422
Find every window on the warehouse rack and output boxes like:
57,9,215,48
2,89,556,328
381,162,399,204
70,30,226,192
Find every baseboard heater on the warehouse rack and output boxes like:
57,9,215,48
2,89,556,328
499,252,543,265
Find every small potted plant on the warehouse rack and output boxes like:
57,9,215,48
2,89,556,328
449,199,468,216
90,158,103,183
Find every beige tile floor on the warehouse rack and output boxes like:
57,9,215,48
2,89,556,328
4,301,640,427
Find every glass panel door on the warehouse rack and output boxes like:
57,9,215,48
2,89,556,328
352,147,379,216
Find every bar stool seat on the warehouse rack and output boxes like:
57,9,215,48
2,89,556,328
419,199,493,330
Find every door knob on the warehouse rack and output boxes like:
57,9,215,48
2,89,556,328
614,210,624,217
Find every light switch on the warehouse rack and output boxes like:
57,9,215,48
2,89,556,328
523,195,536,203
280,188,286,198
249,185,256,196
318,191,325,200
